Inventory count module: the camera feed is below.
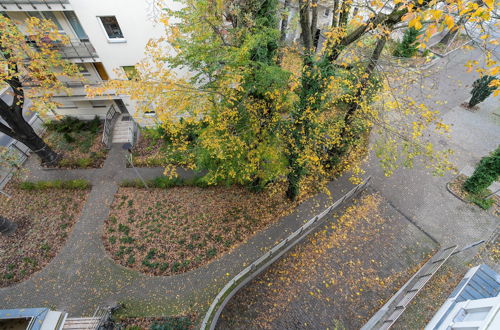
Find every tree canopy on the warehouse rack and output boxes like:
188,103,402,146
90,0,499,199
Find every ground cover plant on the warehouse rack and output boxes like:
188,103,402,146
43,116,107,168
117,316,194,330
218,193,436,329
449,174,499,211
0,182,89,287
103,185,295,276
130,124,200,168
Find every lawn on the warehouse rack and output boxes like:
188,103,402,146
43,116,108,168
0,182,89,287
103,185,295,276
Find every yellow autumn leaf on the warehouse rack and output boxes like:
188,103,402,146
445,15,455,29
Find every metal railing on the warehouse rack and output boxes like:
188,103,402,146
0,114,45,191
128,120,139,147
102,104,119,148
51,39,98,61
0,0,69,10
200,177,372,330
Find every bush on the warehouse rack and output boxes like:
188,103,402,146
19,179,91,190
44,116,101,134
119,175,208,188
463,146,500,194
393,27,421,58
150,317,192,330
468,75,498,108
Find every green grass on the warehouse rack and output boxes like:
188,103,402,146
19,179,91,190
120,176,208,189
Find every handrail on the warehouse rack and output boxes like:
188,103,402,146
200,177,372,330
102,104,119,148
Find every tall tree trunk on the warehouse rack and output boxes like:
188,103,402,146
0,216,17,236
277,0,291,64
0,83,60,165
299,0,313,51
310,0,318,39
331,0,340,28
338,0,351,27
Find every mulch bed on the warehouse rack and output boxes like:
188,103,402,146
43,124,108,169
448,174,499,215
0,183,89,287
103,186,296,276
130,134,169,167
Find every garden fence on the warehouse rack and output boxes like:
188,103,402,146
200,177,371,330
0,114,45,191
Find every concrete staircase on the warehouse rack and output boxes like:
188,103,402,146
61,317,102,329
111,115,133,144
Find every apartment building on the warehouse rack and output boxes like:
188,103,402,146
0,0,165,120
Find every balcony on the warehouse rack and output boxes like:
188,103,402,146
27,38,99,61
53,39,99,61
0,0,70,11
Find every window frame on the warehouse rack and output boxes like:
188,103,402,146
97,16,126,43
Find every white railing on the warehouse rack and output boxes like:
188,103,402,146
200,177,372,330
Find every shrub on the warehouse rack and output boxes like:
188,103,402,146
393,27,421,58
150,317,192,330
463,146,500,194
119,175,208,188
468,75,498,108
468,195,494,210
19,179,90,190
44,116,101,134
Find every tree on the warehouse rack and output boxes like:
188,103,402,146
0,15,82,165
0,216,17,236
90,0,499,200
468,75,498,108
393,27,421,58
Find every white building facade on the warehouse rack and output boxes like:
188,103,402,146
1,0,166,120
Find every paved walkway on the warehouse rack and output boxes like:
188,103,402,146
0,145,360,317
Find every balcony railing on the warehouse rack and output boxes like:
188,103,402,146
0,0,69,10
52,39,99,61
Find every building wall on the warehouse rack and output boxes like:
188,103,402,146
68,0,167,80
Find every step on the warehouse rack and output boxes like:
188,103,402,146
62,317,101,329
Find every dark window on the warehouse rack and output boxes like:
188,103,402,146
64,11,88,41
99,16,124,39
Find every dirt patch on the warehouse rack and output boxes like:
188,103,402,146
43,124,108,169
460,102,479,112
103,186,296,276
0,183,89,287
217,193,435,329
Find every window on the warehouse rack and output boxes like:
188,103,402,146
76,63,90,76
90,100,108,108
122,66,138,80
64,11,88,41
325,8,330,16
98,16,124,41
